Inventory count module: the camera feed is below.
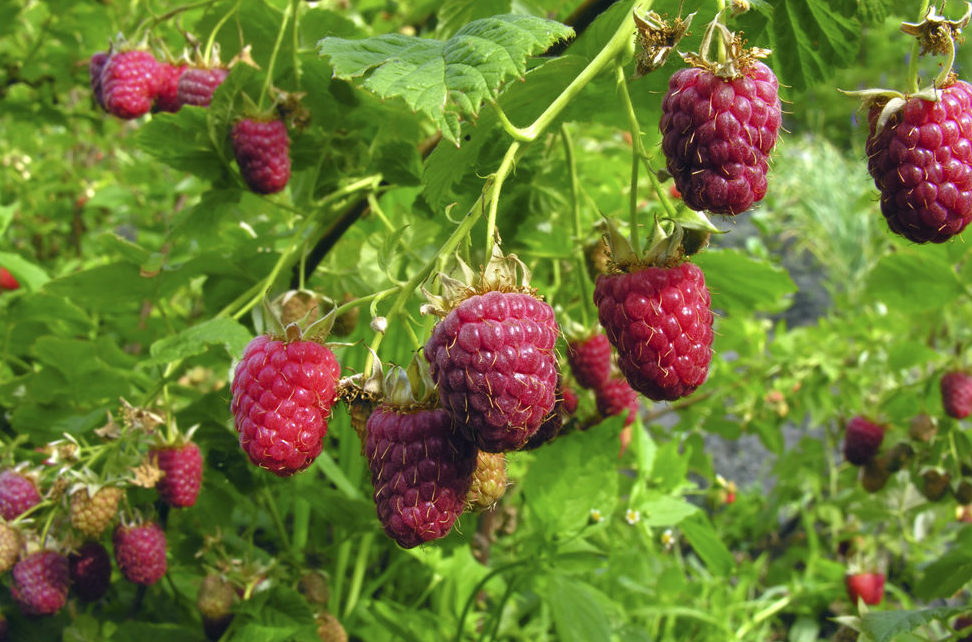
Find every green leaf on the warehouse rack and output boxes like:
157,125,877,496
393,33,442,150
147,318,253,366
865,249,963,312
693,249,796,315
638,494,699,527
859,607,966,642
914,545,972,598
434,0,512,39
0,202,14,236
770,0,861,91
679,514,734,576
135,107,227,181
545,578,612,642
318,14,573,144
0,251,49,291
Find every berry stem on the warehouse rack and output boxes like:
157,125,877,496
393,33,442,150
906,0,931,94
343,532,373,618
560,124,593,329
455,560,530,641
135,0,218,41
204,0,240,64
483,141,521,261
331,539,352,615
290,0,302,88
261,487,291,551
291,497,309,559
615,63,642,256
257,1,294,110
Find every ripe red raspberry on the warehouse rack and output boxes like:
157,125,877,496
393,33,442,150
100,49,161,119
151,441,203,507
843,416,885,466
562,386,578,415
425,290,559,452
594,377,639,426
10,550,69,615
365,406,476,548
0,267,18,291
231,335,340,476
70,486,123,537
0,470,41,521
154,62,187,113
866,81,972,243
231,117,291,194
845,571,885,605
113,522,167,585
89,51,109,109
594,262,713,401
660,62,781,214
942,371,972,419
0,522,22,574
177,67,229,107
567,333,612,389
68,541,111,602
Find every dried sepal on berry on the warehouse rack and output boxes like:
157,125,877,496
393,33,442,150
633,8,695,78
900,3,971,57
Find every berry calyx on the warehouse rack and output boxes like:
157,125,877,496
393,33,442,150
10,550,69,616
151,441,203,507
231,116,291,194
231,334,341,476
113,521,167,585
942,371,972,418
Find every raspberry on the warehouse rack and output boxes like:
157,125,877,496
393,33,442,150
113,522,167,585
567,333,612,390
316,610,348,642
845,572,885,606
68,541,111,602
365,406,476,548
866,81,972,243
660,62,781,214
594,262,713,401
177,67,229,107
100,49,160,119
0,470,41,521
465,452,507,512
198,573,236,640
151,441,203,507
70,486,123,537
594,377,639,426
231,117,291,194
425,290,559,452
921,469,951,501
843,416,884,466
942,371,972,419
231,335,340,476
562,387,578,415
522,384,571,450
154,62,187,113
89,51,109,109
0,267,18,291
10,550,69,616
0,522,22,574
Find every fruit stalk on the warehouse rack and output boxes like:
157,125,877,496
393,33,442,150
205,0,241,63
257,1,294,109
560,124,592,328
907,0,932,93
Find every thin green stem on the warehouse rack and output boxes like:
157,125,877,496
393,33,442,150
290,0,302,87
135,0,216,40
261,487,291,552
38,505,57,547
560,125,592,328
331,539,352,614
483,141,521,260
907,0,932,93
343,532,374,618
258,2,294,110
454,560,530,642
204,0,240,63
616,64,641,255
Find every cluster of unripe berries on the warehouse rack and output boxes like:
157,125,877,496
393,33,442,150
0,438,201,618
89,45,291,194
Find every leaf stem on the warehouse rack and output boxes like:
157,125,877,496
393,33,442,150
135,0,217,41
343,532,373,618
616,63,641,255
560,124,592,329
907,0,931,93
483,141,521,261
257,1,294,110
204,0,240,63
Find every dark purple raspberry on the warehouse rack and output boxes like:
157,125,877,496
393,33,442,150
68,541,111,602
100,49,161,119
231,118,291,194
594,263,713,401
231,336,340,476
660,62,781,214
522,383,572,450
365,406,476,548
151,441,203,507
866,81,972,243
567,333,612,389
154,62,187,113
843,416,885,466
0,470,41,521
595,377,639,426
424,290,560,452
177,67,229,107
942,371,972,419
89,51,109,109
113,522,167,585
11,550,69,616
